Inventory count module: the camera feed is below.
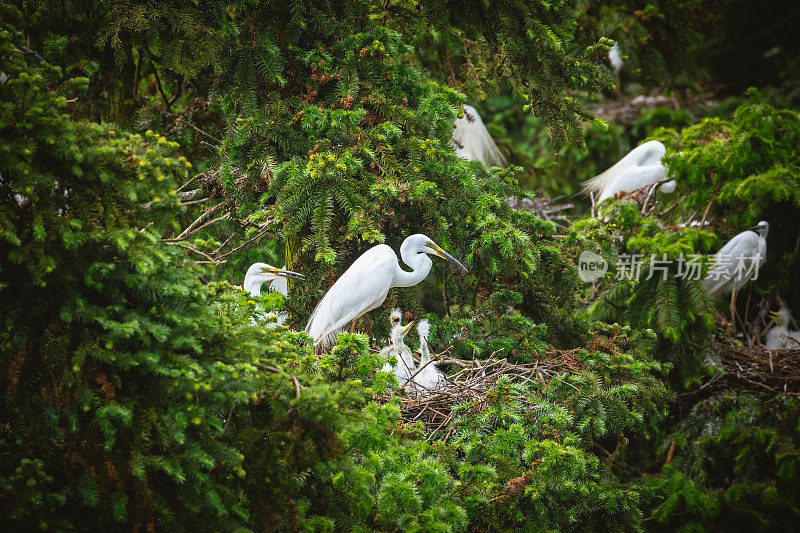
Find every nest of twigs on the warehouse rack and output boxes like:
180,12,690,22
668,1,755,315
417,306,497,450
508,195,574,226
712,317,800,397
381,350,581,440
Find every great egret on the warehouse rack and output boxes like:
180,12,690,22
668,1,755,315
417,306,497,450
765,308,800,350
704,221,769,323
451,104,507,167
583,140,677,204
243,262,305,326
380,309,416,386
305,234,468,349
412,319,444,393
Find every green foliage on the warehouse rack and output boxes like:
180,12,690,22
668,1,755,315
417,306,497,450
0,23,466,531
641,393,800,531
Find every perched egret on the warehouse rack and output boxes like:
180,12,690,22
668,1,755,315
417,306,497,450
243,262,305,326
305,234,467,349
451,104,507,167
380,309,416,385
583,140,676,204
704,221,769,323
412,319,444,393
765,308,800,350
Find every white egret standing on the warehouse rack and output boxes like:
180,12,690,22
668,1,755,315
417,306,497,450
704,221,769,323
765,308,800,350
583,140,676,204
412,319,444,393
451,104,507,167
305,234,467,349
243,262,305,326
380,309,416,386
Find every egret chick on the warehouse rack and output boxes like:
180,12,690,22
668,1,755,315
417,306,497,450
306,234,467,349
243,262,305,326
379,309,416,386
704,221,768,324
765,308,800,350
451,104,507,167
583,140,675,204
412,319,444,393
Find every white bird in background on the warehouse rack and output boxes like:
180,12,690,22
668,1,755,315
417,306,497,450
608,42,624,75
451,104,507,167
704,221,769,324
243,262,305,326
765,308,800,350
380,309,416,386
305,234,468,350
583,140,677,204
412,319,444,393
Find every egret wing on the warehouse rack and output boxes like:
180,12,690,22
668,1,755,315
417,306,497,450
704,231,759,295
306,245,397,347
451,105,506,167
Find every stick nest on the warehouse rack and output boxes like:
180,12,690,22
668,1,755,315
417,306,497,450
380,349,582,440
712,317,800,397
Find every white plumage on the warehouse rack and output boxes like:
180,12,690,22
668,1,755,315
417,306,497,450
305,234,467,350
703,221,769,324
583,140,676,203
243,262,304,326
380,310,416,387
765,308,800,350
608,43,623,74
411,319,444,393
451,104,507,167
704,222,768,297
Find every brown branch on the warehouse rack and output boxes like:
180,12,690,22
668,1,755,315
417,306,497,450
163,213,230,243
215,224,273,261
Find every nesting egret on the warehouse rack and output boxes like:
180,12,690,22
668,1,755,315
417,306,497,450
305,234,467,349
412,319,444,393
583,140,676,204
765,308,800,350
451,104,507,167
243,262,305,326
380,309,416,385
704,221,769,323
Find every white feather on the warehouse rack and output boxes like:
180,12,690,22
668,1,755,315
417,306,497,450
583,140,668,203
451,104,507,167
243,262,291,326
703,223,768,296
305,234,466,350
609,43,623,74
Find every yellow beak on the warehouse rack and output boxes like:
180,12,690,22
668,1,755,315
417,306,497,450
428,242,468,273
261,266,305,281
402,321,415,337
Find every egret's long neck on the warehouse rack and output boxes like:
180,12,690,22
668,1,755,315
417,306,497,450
392,250,432,288
243,278,262,297
420,338,430,363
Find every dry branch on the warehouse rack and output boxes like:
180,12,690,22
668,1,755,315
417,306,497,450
380,349,581,439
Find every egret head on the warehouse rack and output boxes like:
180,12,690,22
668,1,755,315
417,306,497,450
417,319,430,341
403,234,468,273
749,221,769,237
390,320,415,344
769,308,791,326
389,308,402,326
244,262,305,292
